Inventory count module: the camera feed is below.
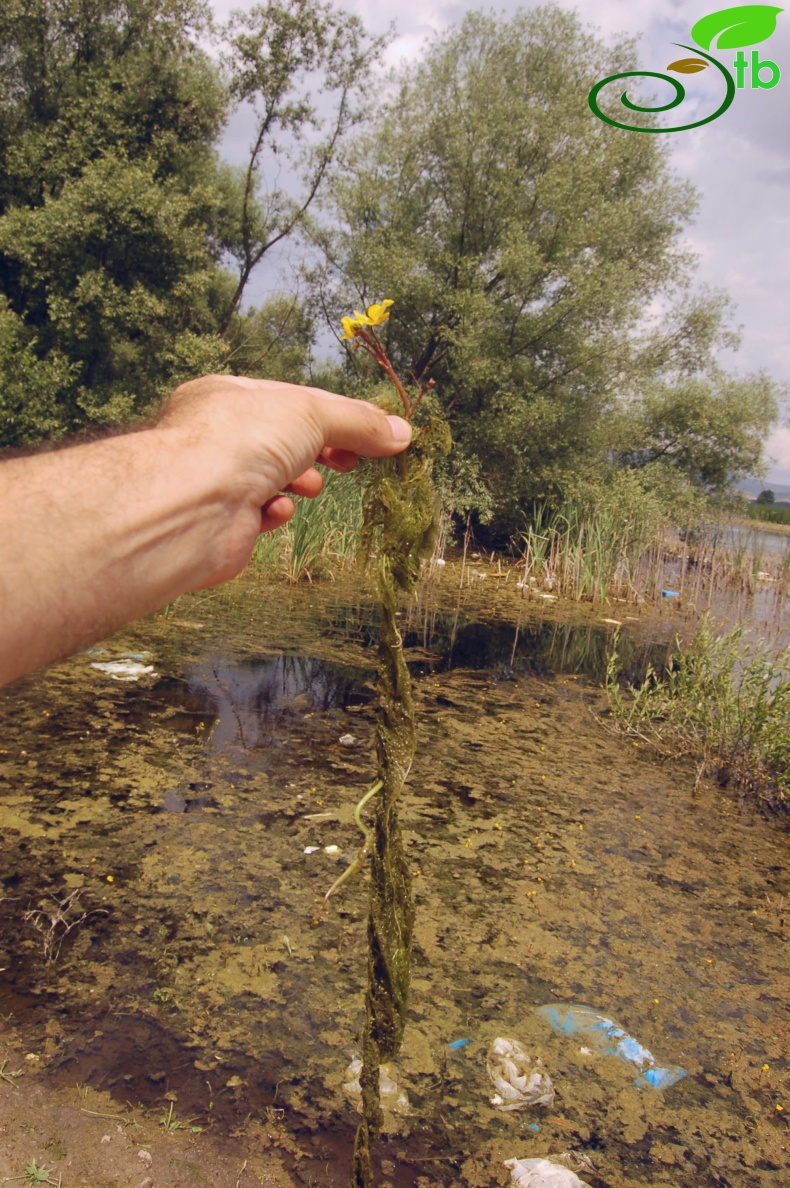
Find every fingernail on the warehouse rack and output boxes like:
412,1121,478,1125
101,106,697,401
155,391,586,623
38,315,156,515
388,415,412,444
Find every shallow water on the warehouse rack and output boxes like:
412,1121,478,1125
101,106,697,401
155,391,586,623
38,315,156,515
723,522,790,561
0,573,788,1186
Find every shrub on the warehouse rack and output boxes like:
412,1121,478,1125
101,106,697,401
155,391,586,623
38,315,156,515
605,616,790,809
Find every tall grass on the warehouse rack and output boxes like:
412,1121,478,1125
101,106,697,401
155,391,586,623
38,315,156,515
517,481,673,603
605,617,790,809
742,502,790,527
252,469,364,582
517,489,790,609
676,519,790,601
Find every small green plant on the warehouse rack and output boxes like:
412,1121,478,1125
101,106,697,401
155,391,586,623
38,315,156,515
159,1099,202,1133
152,986,176,1006
22,1165,60,1187
605,616,790,807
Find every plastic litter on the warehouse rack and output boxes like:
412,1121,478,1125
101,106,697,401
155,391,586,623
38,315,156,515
303,846,320,855
90,661,156,682
486,1037,555,1111
324,844,341,855
559,1154,596,1177
447,1038,471,1050
504,1158,591,1188
338,733,356,747
535,1004,686,1090
661,589,680,598
343,1057,409,1115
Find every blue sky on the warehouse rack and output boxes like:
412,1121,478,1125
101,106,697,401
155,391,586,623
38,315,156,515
210,1,790,484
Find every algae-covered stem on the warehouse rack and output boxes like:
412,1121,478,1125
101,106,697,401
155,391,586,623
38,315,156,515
338,301,450,1187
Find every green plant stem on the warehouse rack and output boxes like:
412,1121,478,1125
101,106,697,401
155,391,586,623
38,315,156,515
311,780,383,926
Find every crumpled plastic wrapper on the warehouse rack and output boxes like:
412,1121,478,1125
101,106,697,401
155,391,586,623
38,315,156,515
486,1036,555,1110
90,660,156,682
504,1156,592,1188
342,1057,409,1115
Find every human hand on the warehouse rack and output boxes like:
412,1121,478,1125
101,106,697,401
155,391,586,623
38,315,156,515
158,375,413,585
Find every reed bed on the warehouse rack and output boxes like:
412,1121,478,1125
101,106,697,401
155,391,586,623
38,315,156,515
514,502,790,612
516,499,675,603
675,518,790,605
605,616,790,810
249,474,790,627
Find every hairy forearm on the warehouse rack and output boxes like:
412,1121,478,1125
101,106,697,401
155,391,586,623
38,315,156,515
0,425,229,685
0,375,412,687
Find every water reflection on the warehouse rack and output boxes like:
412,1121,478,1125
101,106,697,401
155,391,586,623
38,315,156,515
144,615,670,756
151,653,372,749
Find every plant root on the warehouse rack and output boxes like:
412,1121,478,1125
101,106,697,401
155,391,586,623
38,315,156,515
311,780,383,927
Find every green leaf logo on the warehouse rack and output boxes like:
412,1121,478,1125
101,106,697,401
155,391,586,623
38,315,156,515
691,5,783,50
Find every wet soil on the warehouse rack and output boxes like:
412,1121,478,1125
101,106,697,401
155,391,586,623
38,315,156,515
1,571,788,1186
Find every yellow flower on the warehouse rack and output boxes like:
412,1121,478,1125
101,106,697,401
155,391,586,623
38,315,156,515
339,299,394,339
340,315,362,340
365,299,394,325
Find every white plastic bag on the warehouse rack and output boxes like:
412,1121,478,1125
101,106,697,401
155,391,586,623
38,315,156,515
504,1157,591,1188
486,1037,555,1110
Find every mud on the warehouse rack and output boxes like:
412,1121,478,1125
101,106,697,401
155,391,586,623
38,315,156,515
1,571,788,1186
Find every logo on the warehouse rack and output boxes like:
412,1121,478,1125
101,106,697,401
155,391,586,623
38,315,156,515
589,5,783,133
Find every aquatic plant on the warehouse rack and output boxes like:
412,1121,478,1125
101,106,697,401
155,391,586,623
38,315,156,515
338,300,450,1186
22,888,108,963
518,483,674,604
605,616,790,808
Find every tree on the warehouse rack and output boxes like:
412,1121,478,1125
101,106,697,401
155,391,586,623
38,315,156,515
218,0,387,336
613,373,779,493
0,0,381,447
0,0,230,444
224,293,315,381
323,6,771,532
757,489,776,505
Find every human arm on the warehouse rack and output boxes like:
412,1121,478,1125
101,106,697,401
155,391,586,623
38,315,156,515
0,375,412,686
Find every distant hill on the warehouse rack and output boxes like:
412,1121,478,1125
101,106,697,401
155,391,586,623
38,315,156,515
737,479,790,502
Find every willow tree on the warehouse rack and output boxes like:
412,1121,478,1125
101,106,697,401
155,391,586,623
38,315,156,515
0,0,382,447
325,5,751,534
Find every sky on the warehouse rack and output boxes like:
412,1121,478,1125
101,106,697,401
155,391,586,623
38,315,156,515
210,0,790,485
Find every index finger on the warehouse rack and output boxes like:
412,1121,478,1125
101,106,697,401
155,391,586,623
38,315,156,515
317,447,359,473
